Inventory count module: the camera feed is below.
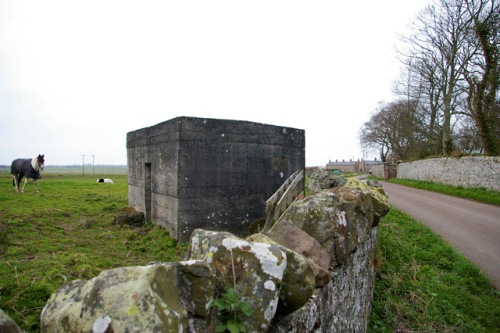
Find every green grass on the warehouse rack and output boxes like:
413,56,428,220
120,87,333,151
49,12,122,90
370,208,500,332
388,178,500,206
370,178,500,332
0,173,186,332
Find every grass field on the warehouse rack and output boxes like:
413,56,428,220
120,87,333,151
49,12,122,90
0,172,186,332
0,172,499,332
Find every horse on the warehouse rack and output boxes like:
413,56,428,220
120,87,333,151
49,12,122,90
97,178,114,183
11,154,45,192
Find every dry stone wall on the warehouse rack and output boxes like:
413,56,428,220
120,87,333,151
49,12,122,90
39,174,390,333
397,156,500,191
270,228,378,333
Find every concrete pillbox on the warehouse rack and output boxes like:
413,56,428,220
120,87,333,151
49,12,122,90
127,116,305,242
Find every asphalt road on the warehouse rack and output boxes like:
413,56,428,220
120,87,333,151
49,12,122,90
380,181,500,290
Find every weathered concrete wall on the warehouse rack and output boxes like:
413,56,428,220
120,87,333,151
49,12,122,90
397,156,500,191
127,117,305,242
127,119,180,238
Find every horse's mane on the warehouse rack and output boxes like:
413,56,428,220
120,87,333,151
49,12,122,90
31,155,44,171
31,156,38,170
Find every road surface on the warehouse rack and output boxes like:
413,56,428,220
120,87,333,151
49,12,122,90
380,181,500,290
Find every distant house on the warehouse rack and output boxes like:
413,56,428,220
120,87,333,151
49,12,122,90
326,158,383,173
326,159,357,173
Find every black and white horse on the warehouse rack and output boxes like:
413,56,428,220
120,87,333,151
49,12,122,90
11,154,45,192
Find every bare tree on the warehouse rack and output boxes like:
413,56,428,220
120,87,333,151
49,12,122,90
360,104,391,162
400,0,472,155
394,59,444,154
396,0,499,156
455,115,483,153
359,99,426,161
462,0,500,155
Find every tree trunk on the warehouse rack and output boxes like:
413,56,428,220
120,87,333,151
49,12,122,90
442,87,454,155
465,2,500,155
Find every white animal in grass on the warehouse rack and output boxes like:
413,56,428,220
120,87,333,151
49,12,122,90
96,178,114,183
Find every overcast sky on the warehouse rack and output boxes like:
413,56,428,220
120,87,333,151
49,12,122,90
0,0,429,167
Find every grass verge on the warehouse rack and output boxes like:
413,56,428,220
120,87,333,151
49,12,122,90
369,208,500,332
388,178,500,206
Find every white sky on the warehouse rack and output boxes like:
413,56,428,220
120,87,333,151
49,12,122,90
0,0,429,167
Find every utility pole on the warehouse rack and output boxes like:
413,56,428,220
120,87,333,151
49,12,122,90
92,154,95,175
81,155,85,175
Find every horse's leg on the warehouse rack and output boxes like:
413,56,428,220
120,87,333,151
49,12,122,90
12,175,20,192
33,179,39,192
21,178,28,192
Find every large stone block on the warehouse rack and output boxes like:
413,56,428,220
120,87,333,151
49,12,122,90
41,261,216,333
186,229,287,332
0,309,23,333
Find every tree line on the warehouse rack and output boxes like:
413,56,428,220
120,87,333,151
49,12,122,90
360,0,499,162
